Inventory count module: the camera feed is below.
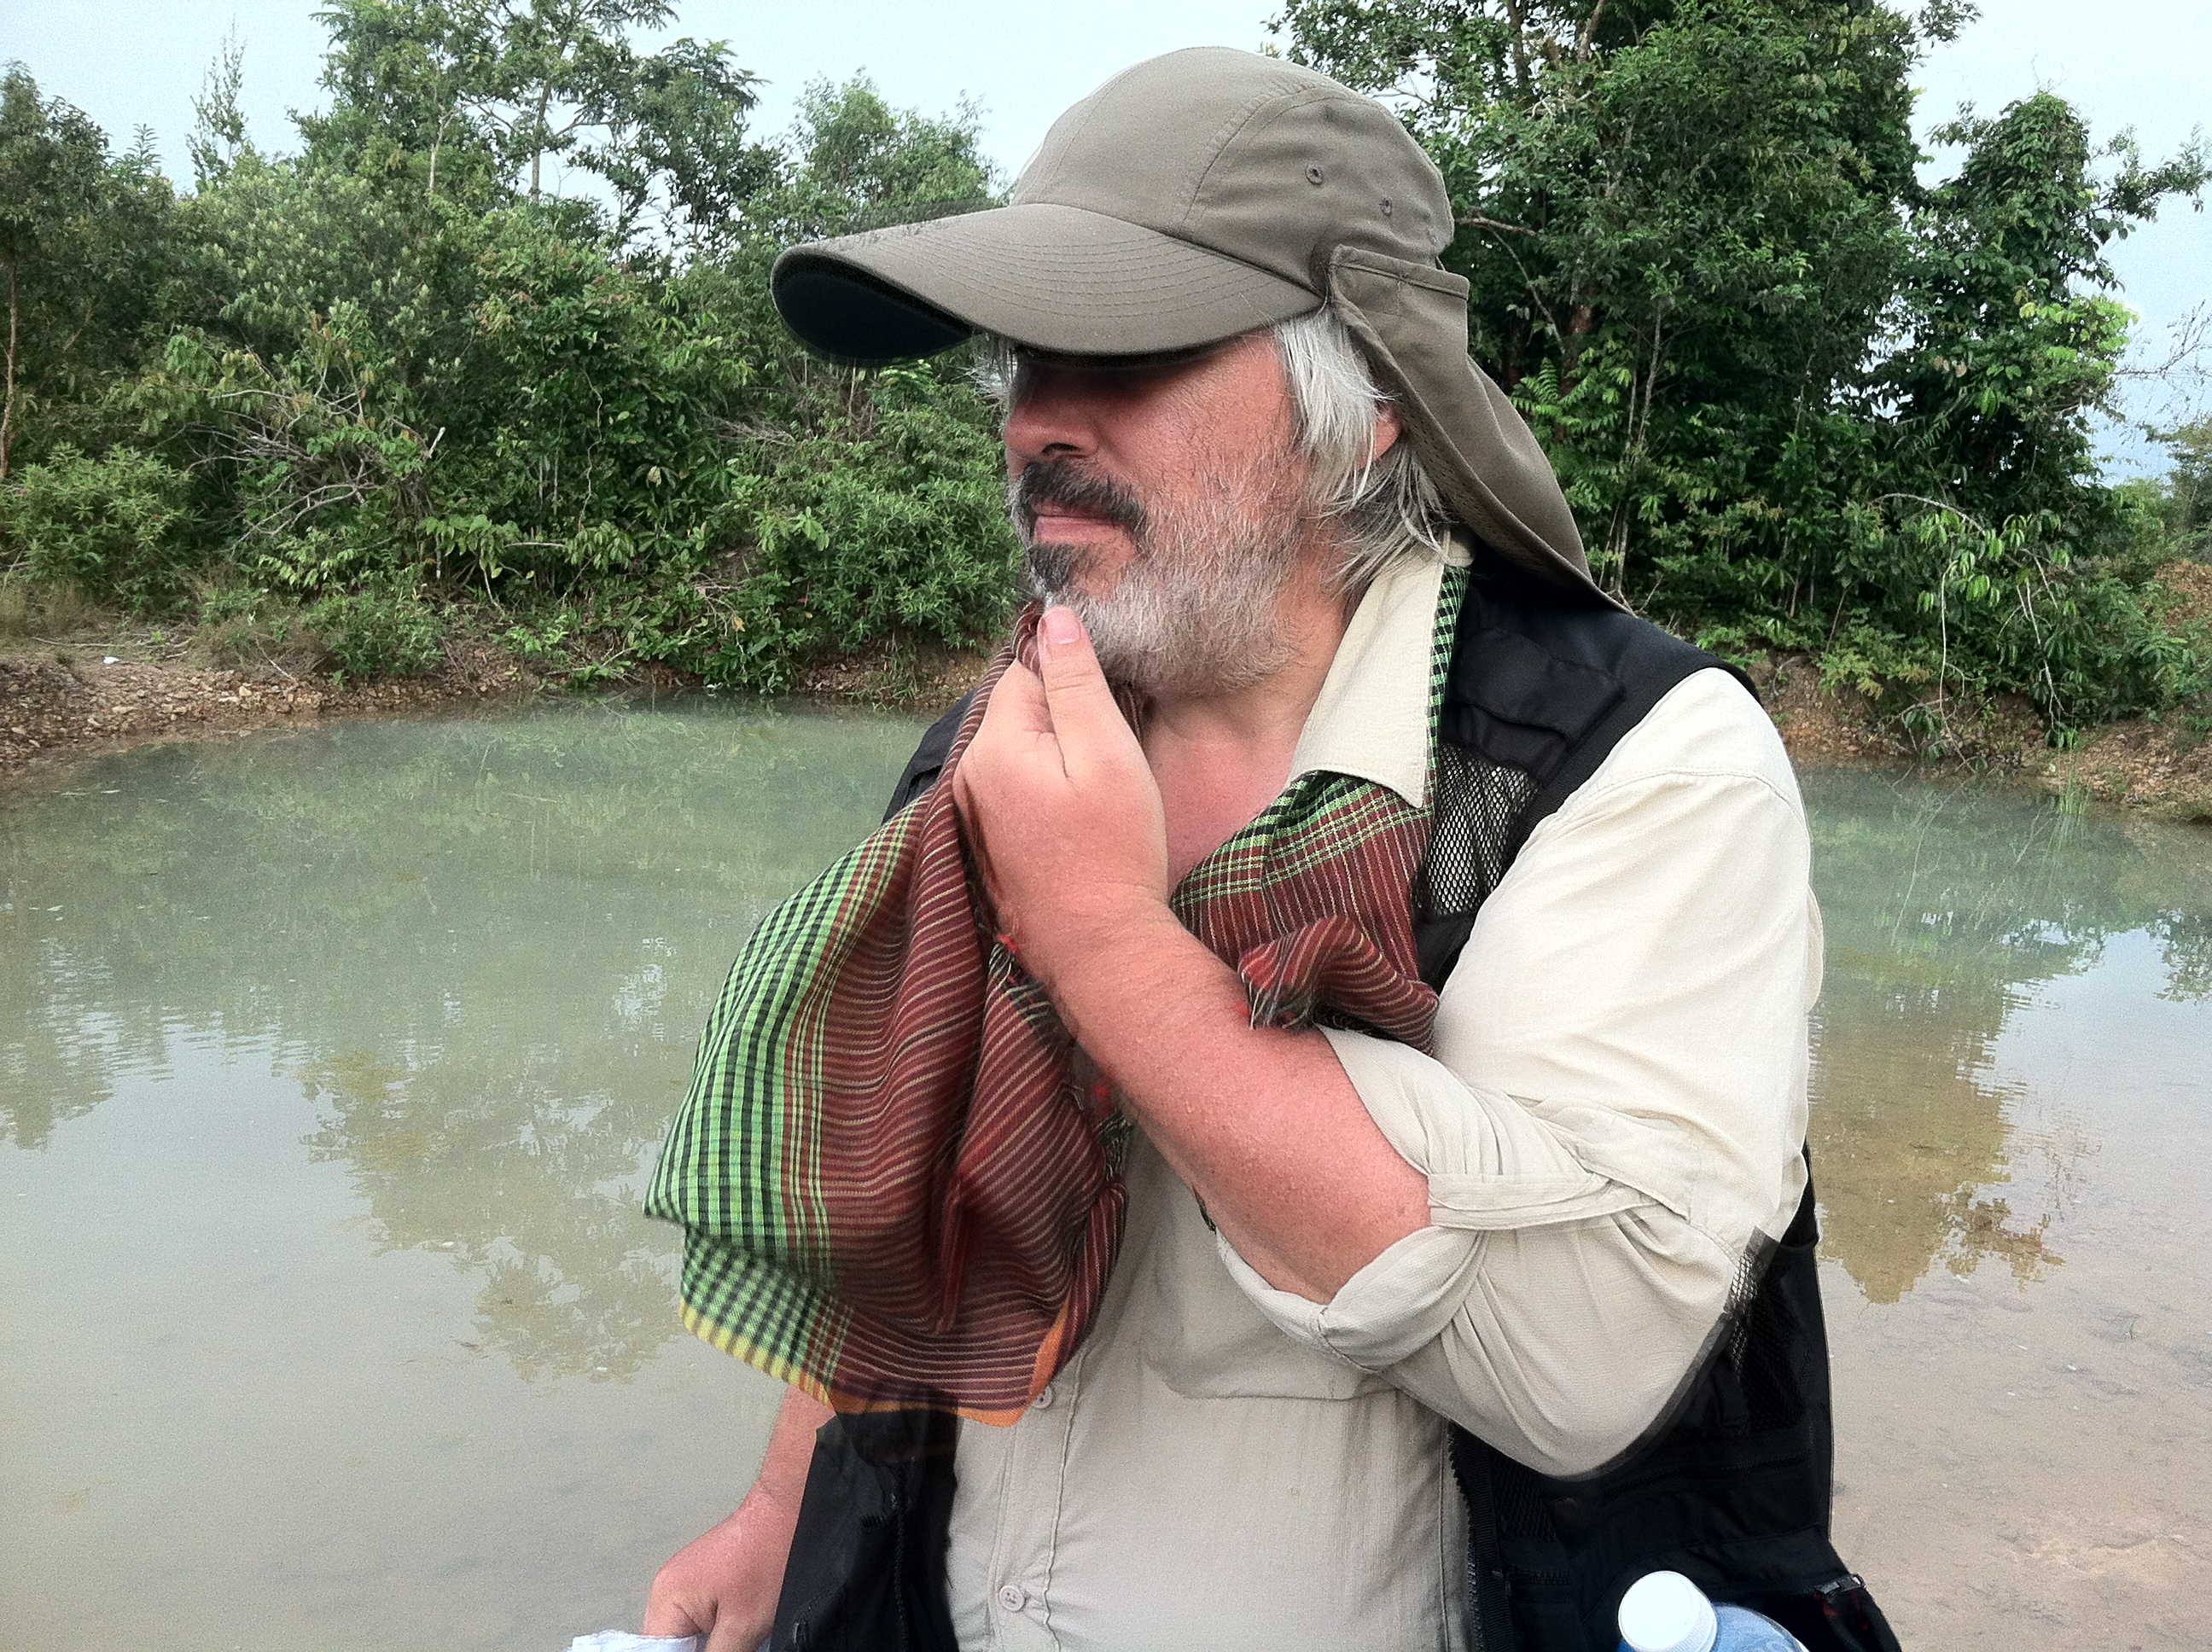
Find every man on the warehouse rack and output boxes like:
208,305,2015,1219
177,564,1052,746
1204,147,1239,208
643,47,1894,1652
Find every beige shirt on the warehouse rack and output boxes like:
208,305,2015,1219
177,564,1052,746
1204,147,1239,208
946,550,1820,1652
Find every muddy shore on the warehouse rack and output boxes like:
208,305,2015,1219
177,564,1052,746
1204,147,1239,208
0,638,545,795
3,624,2208,818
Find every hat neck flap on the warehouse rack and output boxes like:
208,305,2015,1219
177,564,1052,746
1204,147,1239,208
1327,247,1614,608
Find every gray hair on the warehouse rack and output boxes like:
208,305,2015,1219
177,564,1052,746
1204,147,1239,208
1271,304,1451,590
978,303,1452,590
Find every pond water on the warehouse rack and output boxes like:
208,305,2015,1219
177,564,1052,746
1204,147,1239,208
3,705,2208,1650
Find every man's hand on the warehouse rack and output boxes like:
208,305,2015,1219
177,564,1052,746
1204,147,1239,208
951,603,1425,1300
642,1387,830,1650
643,1499,791,1652
953,606,1174,986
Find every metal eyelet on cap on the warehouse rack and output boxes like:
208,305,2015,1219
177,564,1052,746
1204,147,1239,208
1381,196,1394,215
1307,165,1324,184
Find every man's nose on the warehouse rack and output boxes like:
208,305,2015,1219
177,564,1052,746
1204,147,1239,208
1003,364,1103,466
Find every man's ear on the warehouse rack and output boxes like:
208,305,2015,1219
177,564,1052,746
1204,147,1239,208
1371,404,1403,463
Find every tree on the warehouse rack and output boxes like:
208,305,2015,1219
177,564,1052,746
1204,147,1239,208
0,67,174,478
188,31,256,186
113,54,1015,689
1820,93,2212,730
1282,0,1927,599
747,77,1001,246
2156,416,2212,556
563,31,776,241
1888,93,2210,528
1280,0,2211,730
303,0,774,242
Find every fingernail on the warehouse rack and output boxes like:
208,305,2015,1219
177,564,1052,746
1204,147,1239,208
1043,607,1083,648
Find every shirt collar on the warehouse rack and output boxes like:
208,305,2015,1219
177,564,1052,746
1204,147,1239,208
1289,538,1468,808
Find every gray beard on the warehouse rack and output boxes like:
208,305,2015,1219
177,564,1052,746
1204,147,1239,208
1014,458,1313,701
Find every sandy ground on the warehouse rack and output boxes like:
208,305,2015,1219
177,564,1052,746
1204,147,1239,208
0,618,1000,796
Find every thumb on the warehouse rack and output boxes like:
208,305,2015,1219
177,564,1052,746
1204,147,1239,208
976,653,1052,742
1033,606,1130,769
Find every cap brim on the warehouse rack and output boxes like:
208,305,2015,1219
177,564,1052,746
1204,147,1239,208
772,203,1321,364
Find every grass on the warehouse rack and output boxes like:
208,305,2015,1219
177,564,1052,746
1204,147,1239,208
0,579,100,643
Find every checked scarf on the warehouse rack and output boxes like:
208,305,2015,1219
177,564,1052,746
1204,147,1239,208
645,568,1464,1424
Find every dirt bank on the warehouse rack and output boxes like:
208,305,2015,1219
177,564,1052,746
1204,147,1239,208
0,637,548,790
4,620,2208,820
0,622,991,796
1749,649,2212,820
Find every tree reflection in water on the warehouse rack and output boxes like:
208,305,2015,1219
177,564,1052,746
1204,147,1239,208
1,701,923,1379
1802,770,2211,1302
7,716,2209,1375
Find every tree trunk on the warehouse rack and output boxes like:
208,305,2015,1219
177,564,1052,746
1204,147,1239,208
428,107,448,199
1503,0,1534,99
1577,0,1609,61
1,253,19,483
530,78,555,201
1560,300,1598,387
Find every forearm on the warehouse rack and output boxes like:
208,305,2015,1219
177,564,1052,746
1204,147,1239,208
751,1387,834,1511
1220,699,1823,1473
950,613,1426,1303
1226,1027,1742,1475
1042,906,1427,1301
643,1387,831,1645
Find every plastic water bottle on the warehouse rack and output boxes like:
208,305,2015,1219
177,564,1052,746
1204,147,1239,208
1616,1570,1808,1652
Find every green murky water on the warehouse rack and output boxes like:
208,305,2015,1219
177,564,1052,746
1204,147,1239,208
1795,771,2212,1648
3,711,2208,1649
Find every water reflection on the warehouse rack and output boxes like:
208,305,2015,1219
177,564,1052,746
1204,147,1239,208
11,730,2211,1355
1802,770,2211,1303
8,712,2212,1649
1,701,923,1380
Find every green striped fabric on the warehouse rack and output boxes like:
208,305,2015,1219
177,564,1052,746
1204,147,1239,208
647,567,1465,1421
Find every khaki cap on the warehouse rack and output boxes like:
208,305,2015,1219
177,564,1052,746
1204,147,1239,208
771,47,1602,601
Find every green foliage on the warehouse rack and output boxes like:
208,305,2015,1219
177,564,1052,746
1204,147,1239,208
302,586,445,680
0,38,1013,686
748,77,1004,243
1883,93,2205,526
9,3,2202,720
1281,0,2212,738
0,445,191,607
2138,416,2212,559
188,31,255,186
706,358,1016,689
300,0,777,241
1285,0,1923,571
0,66,179,477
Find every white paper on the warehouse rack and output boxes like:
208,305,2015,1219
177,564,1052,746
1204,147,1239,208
567,1633,701,1652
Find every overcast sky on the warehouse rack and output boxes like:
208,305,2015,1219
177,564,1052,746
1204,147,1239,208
7,0,2207,468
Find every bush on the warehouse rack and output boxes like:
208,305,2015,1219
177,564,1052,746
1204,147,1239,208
706,362,1019,690
0,446,194,608
190,585,322,672
301,589,444,682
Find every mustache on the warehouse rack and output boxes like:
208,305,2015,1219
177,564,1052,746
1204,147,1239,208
1010,458,1149,543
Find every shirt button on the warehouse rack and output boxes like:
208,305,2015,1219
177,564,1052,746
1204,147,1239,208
998,1583,1027,1612
1030,1384,1055,1411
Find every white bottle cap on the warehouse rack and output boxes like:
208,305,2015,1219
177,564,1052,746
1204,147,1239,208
1618,1570,1720,1652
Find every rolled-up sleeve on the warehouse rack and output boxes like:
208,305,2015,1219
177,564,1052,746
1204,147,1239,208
1217,669,1820,1478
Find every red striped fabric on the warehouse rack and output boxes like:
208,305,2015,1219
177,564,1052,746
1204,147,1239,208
684,608,1439,1422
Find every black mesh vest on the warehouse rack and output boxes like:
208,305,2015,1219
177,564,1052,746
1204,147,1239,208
765,571,1901,1652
